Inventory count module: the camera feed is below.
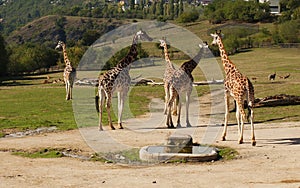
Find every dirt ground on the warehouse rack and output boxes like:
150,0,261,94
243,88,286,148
1,92,300,187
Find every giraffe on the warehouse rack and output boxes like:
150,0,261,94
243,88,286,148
159,38,178,116
210,30,256,146
95,30,152,131
166,42,209,128
55,41,76,100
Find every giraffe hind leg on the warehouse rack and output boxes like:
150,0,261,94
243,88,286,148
236,99,246,144
106,95,115,130
249,106,256,146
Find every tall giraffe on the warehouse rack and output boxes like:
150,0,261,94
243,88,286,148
166,42,209,128
55,41,76,100
159,38,178,115
210,30,256,146
95,30,152,131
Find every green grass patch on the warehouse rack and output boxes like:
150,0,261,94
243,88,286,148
0,86,77,132
1,44,300,134
12,148,64,158
217,146,238,161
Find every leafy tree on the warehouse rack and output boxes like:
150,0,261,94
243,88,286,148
278,20,300,43
0,34,9,76
279,0,300,22
177,9,199,23
178,0,184,16
204,0,271,23
8,43,58,75
169,0,175,19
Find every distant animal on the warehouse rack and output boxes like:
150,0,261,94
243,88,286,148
268,72,276,80
284,73,290,79
279,73,290,79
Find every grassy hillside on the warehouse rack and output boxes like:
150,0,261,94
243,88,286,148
6,15,127,46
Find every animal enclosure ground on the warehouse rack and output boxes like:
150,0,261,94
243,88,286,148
0,122,300,187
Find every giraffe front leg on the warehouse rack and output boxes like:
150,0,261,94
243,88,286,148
70,86,73,100
222,93,230,141
172,95,178,116
97,90,105,131
65,82,70,100
176,100,182,128
164,86,169,115
117,91,126,129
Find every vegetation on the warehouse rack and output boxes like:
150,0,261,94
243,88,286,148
217,146,238,160
204,0,271,24
12,148,64,158
0,1,299,138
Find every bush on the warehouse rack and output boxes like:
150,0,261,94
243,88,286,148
176,9,199,23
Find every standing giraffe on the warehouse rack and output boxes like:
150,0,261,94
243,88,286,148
95,30,152,131
159,38,178,115
166,42,209,128
55,41,76,100
210,30,256,146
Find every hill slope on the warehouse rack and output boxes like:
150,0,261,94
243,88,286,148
6,15,126,46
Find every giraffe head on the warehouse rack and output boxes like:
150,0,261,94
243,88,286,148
55,41,65,50
159,38,167,48
210,30,223,46
199,41,209,50
135,30,153,42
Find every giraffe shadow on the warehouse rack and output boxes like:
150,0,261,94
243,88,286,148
262,137,300,145
254,115,299,124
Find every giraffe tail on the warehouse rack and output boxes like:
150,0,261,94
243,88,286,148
95,91,100,113
246,78,255,108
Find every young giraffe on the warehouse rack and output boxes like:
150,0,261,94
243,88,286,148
55,41,76,100
166,42,209,128
210,30,256,146
95,30,152,131
159,38,178,116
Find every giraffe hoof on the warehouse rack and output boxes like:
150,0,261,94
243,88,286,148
238,140,243,144
222,137,226,141
176,124,181,128
99,128,104,131
186,123,192,128
111,127,116,130
252,141,256,146
119,126,124,129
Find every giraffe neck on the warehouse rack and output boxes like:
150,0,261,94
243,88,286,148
180,47,204,74
116,34,139,69
162,43,175,70
217,37,236,74
62,44,72,67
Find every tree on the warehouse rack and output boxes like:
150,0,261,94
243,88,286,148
169,0,175,19
178,0,184,16
176,9,199,23
0,34,9,76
